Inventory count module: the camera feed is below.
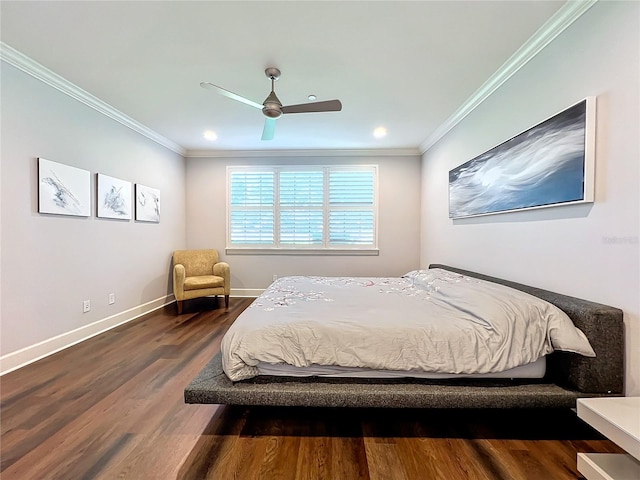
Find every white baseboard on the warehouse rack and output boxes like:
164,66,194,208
0,294,175,376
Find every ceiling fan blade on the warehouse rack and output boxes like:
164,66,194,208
281,99,342,114
261,118,277,141
200,82,263,110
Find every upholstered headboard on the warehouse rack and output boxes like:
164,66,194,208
429,264,625,395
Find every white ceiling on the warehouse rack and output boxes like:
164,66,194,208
1,1,567,154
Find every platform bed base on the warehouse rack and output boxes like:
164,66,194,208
184,353,614,409
184,265,624,408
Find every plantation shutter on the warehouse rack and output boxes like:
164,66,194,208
229,170,274,245
328,169,375,246
279,170,324,245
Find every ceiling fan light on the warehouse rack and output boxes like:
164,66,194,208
262,103,283,118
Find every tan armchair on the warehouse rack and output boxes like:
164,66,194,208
172,249,230,314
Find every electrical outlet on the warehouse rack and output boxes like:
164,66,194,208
272,274,278,281
83,300,91,313
108,293,115,305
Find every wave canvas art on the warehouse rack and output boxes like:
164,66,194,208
449,98,595,219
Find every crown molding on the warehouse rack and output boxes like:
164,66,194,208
419,0,598,154
185,147,422,158
1,42,186,156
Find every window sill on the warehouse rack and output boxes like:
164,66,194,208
225,248,379,256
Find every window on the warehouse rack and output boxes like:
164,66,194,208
228,165,377,253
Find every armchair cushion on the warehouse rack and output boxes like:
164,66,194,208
184,275,225,291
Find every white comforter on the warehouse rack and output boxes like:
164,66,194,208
221,269,595,381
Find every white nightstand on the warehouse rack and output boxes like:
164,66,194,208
577,397,640,480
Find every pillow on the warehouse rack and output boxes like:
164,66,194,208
403,269,466,291
548,312,596,357
402,270,435,290
401,269,425,279
404,268,596,358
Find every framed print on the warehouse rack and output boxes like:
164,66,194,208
135,184,160,222
97,173,132,219
449,97,596,219
38,158,91,217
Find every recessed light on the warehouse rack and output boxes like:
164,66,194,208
308,94,317,101
203,130,218,141
373,127,387,139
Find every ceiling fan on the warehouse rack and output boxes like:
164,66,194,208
200,67,342,141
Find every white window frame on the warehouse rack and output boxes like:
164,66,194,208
226,165,378,255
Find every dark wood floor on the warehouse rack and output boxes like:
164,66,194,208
1,297,621,479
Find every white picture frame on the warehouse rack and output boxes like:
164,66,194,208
97,173,132,220
135,184,160,223
38,158,91,217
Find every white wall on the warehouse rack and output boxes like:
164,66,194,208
1,63,186,364
186,154,421,291
420,1,639,395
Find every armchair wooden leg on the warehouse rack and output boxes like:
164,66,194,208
177,300,183,314
225,295,229,309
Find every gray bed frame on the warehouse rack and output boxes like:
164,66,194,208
184,264,624,408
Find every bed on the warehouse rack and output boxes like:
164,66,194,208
184,264,624,408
